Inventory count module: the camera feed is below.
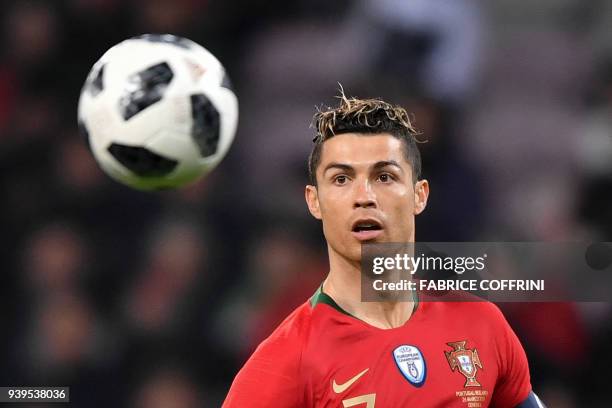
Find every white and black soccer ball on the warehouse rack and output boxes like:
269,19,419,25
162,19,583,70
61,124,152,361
78,34,238,190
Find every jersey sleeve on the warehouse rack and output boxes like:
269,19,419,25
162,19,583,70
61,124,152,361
222,308,308,408
490,306,532,408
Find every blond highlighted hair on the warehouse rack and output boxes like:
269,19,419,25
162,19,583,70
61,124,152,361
308,91,423,185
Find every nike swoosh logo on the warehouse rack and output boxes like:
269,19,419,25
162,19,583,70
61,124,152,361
332,368,369,394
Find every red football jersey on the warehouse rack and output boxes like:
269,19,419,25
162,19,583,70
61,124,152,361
223,288,531,407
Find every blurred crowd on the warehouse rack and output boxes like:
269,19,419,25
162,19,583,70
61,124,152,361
1,0,611,406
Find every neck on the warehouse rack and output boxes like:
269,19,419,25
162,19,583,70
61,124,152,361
323,244,415,329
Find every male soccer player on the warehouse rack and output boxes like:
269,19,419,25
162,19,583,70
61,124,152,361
223,94,545,407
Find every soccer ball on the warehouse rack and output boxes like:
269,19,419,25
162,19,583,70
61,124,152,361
78,34,238,190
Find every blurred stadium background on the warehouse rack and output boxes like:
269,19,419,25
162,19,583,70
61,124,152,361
1,0,611,406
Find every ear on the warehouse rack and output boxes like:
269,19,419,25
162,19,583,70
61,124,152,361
414,179,429,215
305,185,322,220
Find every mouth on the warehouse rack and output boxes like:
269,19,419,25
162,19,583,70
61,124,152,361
351,219,384,241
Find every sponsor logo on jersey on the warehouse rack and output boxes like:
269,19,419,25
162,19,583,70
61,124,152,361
444,340,483,387
392,344,427,387
332,368,369,394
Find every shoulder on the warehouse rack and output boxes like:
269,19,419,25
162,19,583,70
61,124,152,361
451,298,508,322
420,295,516,345
256,300,314,356
238,300,314,378
422,291,509,325
222,301,314,408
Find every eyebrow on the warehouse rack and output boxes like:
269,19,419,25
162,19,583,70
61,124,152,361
372,160,403,173
322,160,404,175
323,163,354,175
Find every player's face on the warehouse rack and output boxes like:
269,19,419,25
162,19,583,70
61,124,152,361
305,133,429,262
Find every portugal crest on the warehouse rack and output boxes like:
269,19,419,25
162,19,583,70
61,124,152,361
444,341,483,387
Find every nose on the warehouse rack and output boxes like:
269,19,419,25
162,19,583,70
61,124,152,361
353,178,377,209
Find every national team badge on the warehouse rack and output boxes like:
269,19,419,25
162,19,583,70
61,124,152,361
392,345,427,387
444,340,483,387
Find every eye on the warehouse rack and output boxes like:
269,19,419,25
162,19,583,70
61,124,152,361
334,175,348,185
378,173,393,183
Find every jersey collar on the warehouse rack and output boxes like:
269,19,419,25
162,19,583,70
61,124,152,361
310,285,354,317
310,284,420,320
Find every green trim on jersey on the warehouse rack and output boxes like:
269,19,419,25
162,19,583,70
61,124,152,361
413,290,420,313
310,285,353,317
310,284,420,319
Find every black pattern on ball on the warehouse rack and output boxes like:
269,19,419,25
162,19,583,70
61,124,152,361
119,62,174,120
86,63,105,96
108,143,178,177
78,120,92,151
132,34,192,49
191,94,220,157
